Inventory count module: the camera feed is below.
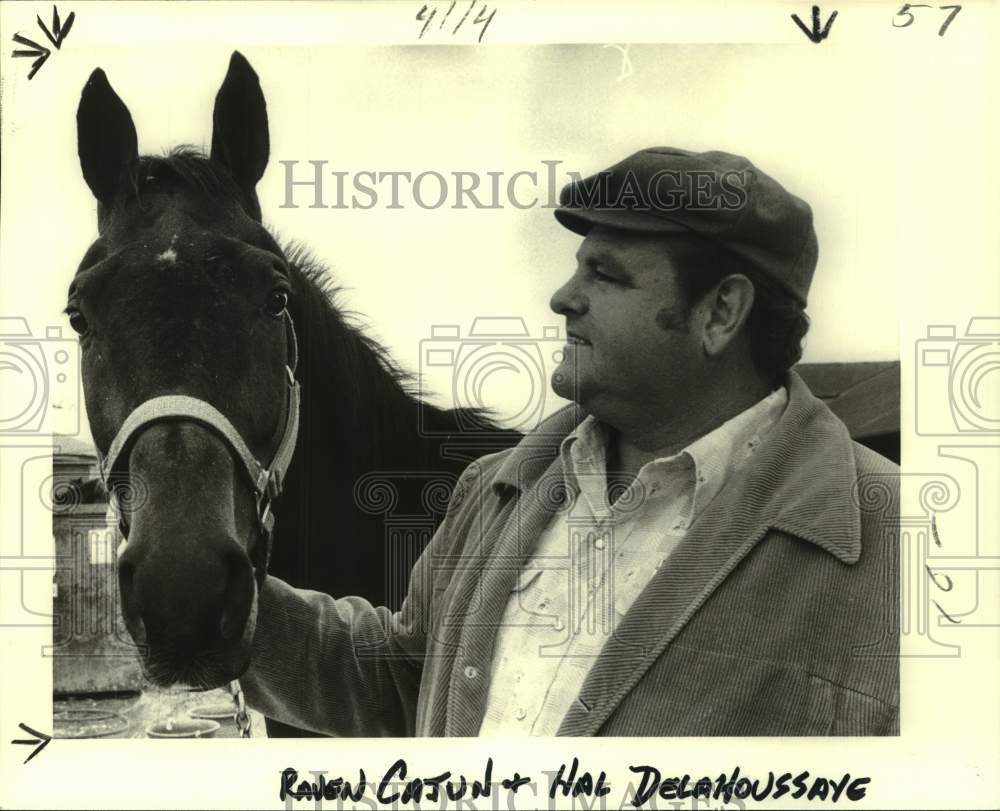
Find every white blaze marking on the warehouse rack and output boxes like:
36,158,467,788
156,247,178,264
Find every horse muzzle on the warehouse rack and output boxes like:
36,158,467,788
117,524,258,688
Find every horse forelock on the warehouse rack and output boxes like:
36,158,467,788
117,147,258,223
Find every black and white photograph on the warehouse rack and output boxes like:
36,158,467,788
0,2,997,809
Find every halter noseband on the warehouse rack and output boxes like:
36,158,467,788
100,313,301,588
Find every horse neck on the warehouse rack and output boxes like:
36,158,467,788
270,258,519,598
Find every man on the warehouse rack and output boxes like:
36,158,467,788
243,147,899,736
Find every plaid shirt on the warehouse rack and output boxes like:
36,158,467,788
479,389,788,734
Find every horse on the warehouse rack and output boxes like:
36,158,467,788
70,51,521,736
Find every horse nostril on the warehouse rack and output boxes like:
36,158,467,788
128,615,148,647
116,559,147,645
219,549,254,641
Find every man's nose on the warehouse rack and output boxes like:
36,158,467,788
549,275,588,316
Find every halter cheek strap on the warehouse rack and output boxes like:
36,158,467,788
100,313,301,588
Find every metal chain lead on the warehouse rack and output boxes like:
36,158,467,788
228,679,252,738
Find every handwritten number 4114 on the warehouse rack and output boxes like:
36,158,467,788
417,1,497,43
893,4,962,36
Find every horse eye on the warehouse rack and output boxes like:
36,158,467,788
265,289,289,318
66,308,89,336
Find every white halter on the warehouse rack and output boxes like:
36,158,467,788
99,313,301,585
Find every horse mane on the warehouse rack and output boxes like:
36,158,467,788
285,244,420,395
283,244,503,470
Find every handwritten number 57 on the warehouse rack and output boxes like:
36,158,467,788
892,4,962,36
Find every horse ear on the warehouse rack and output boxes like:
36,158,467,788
77,69,138,205
211,52,269,205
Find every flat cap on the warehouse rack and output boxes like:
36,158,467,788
555,147,818,306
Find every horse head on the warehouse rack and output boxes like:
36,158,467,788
70,52,298,688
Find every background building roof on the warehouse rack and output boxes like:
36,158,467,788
796,361,900,440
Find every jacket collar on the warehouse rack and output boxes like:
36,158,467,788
493,370,861,564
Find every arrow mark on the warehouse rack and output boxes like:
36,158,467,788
10,5,74,79
10,33,51,80
11,722,52,764
36,5,76,50
791,5,838,43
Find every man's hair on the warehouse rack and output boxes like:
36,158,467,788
665,233,810,384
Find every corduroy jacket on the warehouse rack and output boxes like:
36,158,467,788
242,371,900,736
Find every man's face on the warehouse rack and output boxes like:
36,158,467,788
549,226,705,428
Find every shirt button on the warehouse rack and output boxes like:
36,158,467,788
515,707,527,721
464,665,479,680
594,537,605,550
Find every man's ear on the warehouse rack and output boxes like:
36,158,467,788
210,51,269,220
701,274,755,357
77,68,138,205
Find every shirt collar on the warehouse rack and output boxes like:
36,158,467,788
683,386,788,515
493,372,865,564
556,388,787,519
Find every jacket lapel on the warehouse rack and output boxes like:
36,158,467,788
558,372,862,735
